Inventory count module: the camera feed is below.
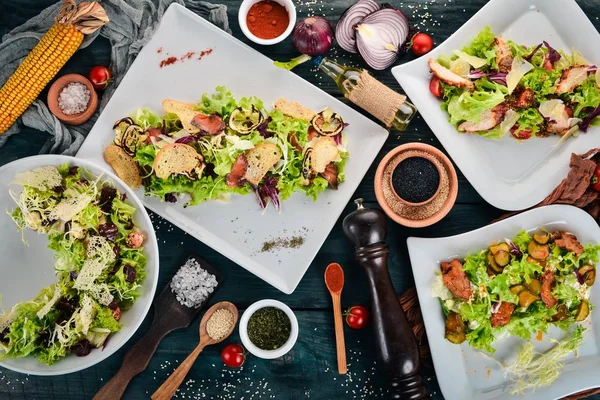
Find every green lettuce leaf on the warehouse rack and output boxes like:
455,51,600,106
447,79,506,126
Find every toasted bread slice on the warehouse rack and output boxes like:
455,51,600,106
153,143,204,179
244,143,282,185
162,99,200,134
273,98,316,121
104,145,142,189
310,137,339,174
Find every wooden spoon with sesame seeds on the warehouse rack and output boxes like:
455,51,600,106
151,301,238,400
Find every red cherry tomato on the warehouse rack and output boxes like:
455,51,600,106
510,125,532,140
411,33,434,56
88,66,112,90
429,76,443,98
144,127,162,143
591,165,600,192
344,305,369,330
221,344,245,368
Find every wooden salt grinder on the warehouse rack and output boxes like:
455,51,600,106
343,198,427,400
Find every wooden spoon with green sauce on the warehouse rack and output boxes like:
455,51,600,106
151,301,238,400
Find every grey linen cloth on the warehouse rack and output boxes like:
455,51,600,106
0,0,230,155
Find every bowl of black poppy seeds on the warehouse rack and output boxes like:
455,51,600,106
374,143,458,228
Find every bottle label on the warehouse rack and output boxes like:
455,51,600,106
345,71,406,128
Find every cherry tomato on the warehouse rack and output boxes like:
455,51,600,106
411,33,434,56
591,165,600,192
344,305,369,330
429,76,443,98
221,344,245,368
88,66,112,90
510,125,532,140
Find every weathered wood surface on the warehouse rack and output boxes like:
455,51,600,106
0,0,599,399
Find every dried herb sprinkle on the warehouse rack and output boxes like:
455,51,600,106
391,156,439,203
247,307,291,350
260,236,305,252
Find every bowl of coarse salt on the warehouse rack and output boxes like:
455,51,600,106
47,73,98,125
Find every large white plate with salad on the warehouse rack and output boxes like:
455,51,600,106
77,3,388,293
407,205,600,400
0,155,159,375
392,0,600,211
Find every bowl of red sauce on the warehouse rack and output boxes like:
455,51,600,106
239,0,296,45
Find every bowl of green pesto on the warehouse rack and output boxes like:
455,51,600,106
239,299,298,359
0,155,159,375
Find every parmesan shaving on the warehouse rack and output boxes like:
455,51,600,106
49,193,93,222
87,236,116,264
36,285,61,319
498,109,520,133
12,166,63,190
506,57,534,94
453,50,487,68
539,99,566,121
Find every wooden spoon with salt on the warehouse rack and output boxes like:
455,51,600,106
151,301,238,400
324,263,347,374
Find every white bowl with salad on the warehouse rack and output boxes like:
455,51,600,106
0,155,159,375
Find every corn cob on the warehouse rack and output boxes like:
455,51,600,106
0,0,108,134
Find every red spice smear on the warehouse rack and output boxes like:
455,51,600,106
157,47,163,54
325,263,344,293
159,56,178,68
181,51,196,61
246,0,289,40
198,48,213,60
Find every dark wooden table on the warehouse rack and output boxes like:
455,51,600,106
1,0,599,399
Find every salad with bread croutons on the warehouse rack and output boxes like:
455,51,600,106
1,165,147,365
103,86,350,210
429,26,600,140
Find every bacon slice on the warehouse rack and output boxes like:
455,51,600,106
226,154,248,188
458,104,508,133
494,36,514,73
514,88,535,109
428,58,474,89
554,231,584,256
320,162,339,189
190,113,225,135
555,66,589,94
307,126,319,142
441,259,473,301
491,302,515,328
541,269,558,308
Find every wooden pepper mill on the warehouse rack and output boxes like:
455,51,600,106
343,198,427,400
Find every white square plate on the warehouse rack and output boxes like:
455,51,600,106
77,3,388,294
407,205,600,400
392,0,600,211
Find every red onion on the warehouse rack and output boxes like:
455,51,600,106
491,302,501,313
335,0,380,53
292,17,334,56
355,7,409,70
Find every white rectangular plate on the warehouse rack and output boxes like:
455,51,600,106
407,205,600,400
392,0,600,211
77,3,388,294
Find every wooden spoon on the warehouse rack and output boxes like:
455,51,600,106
151,301,238,400
324,263,347,374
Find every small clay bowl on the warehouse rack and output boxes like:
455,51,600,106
47,74,98,125
374,143,458,228
387,152,444,207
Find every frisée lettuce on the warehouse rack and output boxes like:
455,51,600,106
0,165,147,365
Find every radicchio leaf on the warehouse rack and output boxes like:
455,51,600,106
253,176,281,211
164,193,177,203
488,72,507,86
574,269,585,285
332,133,343,145
98,187,117,213
466,69,488,79
175,135,197,144
505,238,523,259
72,340,92,357
256,116,274,138
123,265,137,283
491,302,501,313
543,41,561,64
68,166,79,175
524,43,543,62
580,104,600,132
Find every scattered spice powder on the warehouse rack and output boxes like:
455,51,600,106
157,47,163,53
58,82,90,115
246,0,290,40
247,307,291,350
260,235,305,252
159,48,213,68
206,308,234,340
159,56,178,68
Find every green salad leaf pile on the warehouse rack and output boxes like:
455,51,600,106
128,86,349,207
0,165,147,365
